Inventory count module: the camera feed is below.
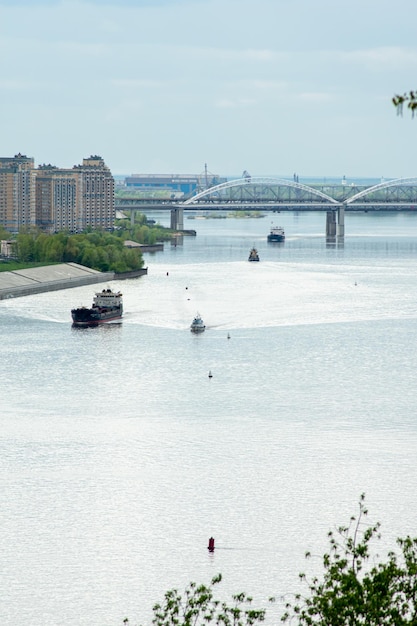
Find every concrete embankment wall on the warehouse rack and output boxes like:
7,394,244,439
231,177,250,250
0,263,147,300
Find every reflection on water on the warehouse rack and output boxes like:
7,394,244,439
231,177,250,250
2,212,417,625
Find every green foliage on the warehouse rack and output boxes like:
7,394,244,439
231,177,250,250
282,494,417,625
0,261,56,273
114,212,174,243
393,92,417,117
12,229,145,273
121,497,417,626
124,574,267,626
116,188,175,199
16,232,35,262
0,226,12,240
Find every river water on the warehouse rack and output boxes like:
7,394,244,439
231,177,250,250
2,210,417,625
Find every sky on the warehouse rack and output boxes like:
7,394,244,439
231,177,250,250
1,0,417,179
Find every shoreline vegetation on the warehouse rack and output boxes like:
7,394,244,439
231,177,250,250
127,497,417,626
187,210,265,219
0,213,172,274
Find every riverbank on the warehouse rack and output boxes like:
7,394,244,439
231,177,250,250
0,262,148,300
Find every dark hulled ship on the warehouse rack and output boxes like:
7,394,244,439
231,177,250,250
71,288,123,327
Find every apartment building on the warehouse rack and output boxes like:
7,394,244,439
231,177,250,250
74,155,114,232
35,165,80,232
0,154,114,233
0,153,35,232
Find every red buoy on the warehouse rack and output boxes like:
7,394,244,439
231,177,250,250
208,537,215,552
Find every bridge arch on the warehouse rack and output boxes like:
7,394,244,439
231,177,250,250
346,177,417,205
183,177,340,206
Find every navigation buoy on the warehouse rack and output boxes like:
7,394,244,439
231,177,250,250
208,371,213,378
227,333,230,339
208,537,215,552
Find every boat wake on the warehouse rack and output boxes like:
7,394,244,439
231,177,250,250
3,259,417,331
117,260,417,331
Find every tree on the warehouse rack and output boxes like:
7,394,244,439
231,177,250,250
124,494,417,626
0,226,11,240
127,498,417,626
281,494,417,625
124,574,267,626
16,232,35,262
393,92,417,117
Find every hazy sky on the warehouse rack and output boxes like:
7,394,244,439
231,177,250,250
1,0,417,179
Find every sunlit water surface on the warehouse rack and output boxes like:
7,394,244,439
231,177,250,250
2,211,417,625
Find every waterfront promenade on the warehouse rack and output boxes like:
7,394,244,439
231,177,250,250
0,263,147,300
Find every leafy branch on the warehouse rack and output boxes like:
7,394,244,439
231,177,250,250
282,494,417,625
393,91,417,117
124,496,417,626
124,574,267,626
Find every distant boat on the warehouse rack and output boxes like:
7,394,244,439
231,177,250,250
71,288,123,327
248,247,260,262
267,225,285,242
190,313,205,333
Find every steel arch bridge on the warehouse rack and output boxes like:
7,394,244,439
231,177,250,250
345,177,417,209
182,176,417,211
183,177,339,209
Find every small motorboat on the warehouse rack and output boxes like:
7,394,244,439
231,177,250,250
267,225,285,242
248,247,260,261
190,313,205,333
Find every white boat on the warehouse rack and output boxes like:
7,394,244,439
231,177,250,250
267,225,285,242
190,313,205,333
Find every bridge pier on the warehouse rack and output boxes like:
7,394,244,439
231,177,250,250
326,207,345,238
326,211,337,237
337,205,345,238
170,207,184,230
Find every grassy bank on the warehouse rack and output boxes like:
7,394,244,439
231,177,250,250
0,261,57,273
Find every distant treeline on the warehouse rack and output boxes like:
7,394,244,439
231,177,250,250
1,214,172,273
116,213,174,245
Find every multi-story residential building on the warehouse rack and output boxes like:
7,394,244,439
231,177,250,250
35,165,80,233
0,153,35,232
74,155,114,232
0,154,114,234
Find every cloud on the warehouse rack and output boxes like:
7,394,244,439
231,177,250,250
0,0,186,5
0,0,417,176
214,98,258,109
341,46,417,71
298,92,335,103
0,79,35,91
111,78,168,89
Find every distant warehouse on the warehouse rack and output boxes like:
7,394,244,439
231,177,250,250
124,170,226,198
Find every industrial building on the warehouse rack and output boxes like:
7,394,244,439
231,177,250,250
124,167,226,197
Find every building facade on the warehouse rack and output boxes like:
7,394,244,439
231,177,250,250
0,153,35,232
124,170,226,197
0,154,114,233
35,166,81,233
74,156,114,232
